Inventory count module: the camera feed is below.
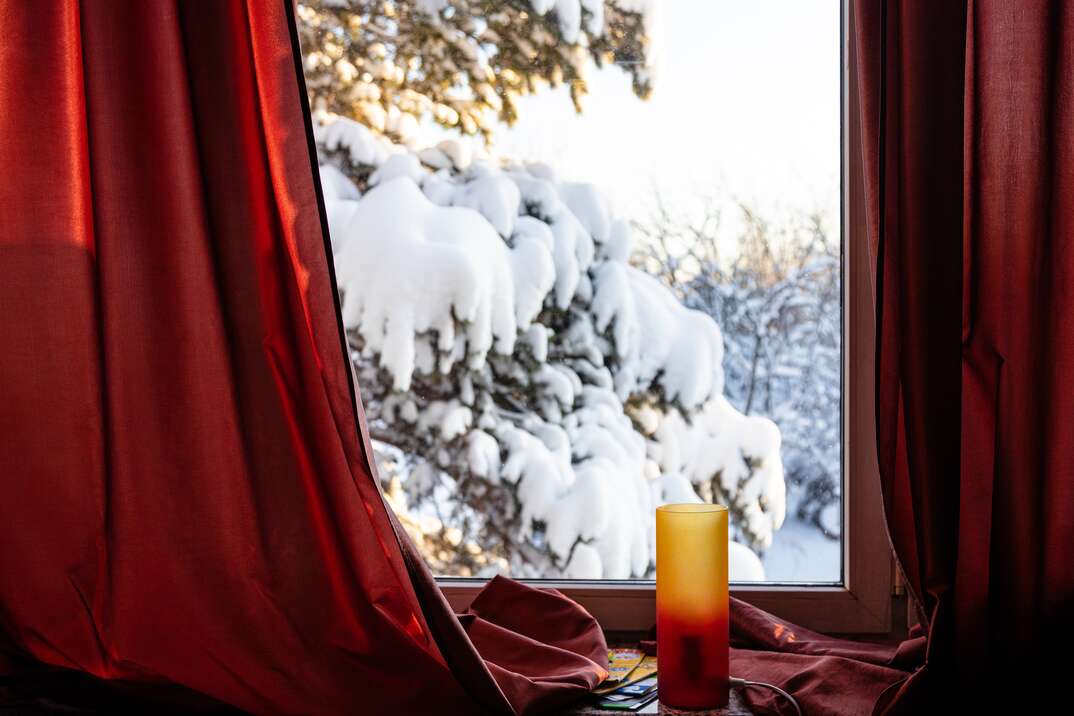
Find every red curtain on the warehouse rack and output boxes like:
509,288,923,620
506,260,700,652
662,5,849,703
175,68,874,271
855,0,1074,710
727,598,922,716
0,2,605,713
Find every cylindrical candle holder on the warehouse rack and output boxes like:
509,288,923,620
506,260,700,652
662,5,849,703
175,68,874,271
656,503,729,709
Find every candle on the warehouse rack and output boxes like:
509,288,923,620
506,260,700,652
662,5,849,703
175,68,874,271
655,503,730,709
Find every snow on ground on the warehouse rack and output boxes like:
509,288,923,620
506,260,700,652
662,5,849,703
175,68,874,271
761,516,840,583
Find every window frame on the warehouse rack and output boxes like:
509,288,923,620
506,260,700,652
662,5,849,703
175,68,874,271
439,0,895,635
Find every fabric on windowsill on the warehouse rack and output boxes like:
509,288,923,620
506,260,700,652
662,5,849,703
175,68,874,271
727,598,924,716
634,596,924,716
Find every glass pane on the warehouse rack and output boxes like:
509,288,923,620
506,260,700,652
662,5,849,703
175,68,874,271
299,0,842,583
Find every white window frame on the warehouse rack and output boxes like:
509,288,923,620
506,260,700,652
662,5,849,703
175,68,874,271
440,0,895,635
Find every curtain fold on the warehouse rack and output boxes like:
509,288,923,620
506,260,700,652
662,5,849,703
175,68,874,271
0,1,605,714
728,598,924,716
854,0,1074,711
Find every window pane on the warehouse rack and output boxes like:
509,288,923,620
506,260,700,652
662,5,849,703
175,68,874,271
299,0,842,583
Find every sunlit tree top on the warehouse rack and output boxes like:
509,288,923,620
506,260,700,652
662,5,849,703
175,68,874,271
298,0,657,142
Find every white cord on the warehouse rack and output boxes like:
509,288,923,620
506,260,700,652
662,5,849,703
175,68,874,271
729,676,803,716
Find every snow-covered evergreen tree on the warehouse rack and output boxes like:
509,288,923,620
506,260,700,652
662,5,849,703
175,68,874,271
297,0,658,143
314,115,786,579
635,202,842,539
298,1,791,581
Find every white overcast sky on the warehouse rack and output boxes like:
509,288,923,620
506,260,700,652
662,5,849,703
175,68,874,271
482,0,841,245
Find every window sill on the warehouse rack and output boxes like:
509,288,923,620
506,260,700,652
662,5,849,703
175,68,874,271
441,579,897,635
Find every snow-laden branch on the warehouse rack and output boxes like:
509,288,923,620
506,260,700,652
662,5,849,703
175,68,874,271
316,113,784,580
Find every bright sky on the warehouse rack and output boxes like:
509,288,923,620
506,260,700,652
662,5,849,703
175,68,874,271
481,0,841,247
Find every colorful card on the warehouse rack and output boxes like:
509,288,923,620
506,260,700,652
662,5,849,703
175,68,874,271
604,648,644,684
636,697,660,714
601,675,656,702
594,655,657,695
623,656,657,685
596,690,659,711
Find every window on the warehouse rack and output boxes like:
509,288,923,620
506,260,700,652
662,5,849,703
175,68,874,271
301,0,892,633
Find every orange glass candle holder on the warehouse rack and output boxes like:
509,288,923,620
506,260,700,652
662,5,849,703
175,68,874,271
656,504,729,709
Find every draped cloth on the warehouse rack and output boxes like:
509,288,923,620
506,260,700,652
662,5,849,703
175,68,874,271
729,598,924,716
853,0,1074,711
0,1,606,713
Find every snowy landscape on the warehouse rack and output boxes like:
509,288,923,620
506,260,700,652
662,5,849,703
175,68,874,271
299,0,841,582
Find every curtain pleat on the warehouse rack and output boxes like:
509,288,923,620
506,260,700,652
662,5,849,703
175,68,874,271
855,1,1074,711
1,2,606,714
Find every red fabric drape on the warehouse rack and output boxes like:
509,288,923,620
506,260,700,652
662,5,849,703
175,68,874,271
854,0,1074,711
728,598,923,716
0,2,605,714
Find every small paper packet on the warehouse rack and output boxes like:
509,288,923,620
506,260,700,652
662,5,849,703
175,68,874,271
594,654,657,695
603,648,644,684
